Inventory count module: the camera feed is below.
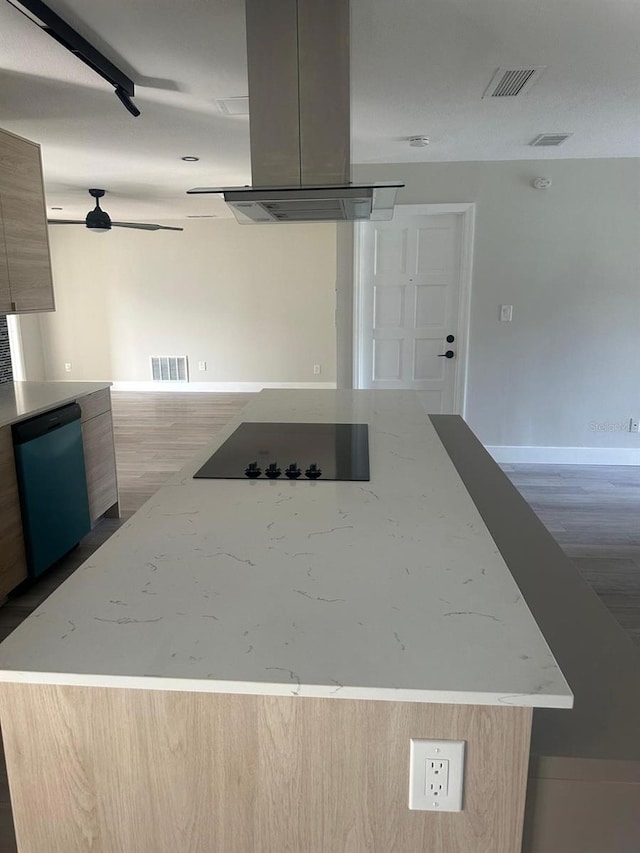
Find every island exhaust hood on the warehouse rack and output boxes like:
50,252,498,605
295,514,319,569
187,0,403,223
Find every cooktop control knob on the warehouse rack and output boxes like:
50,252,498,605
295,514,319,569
285,462,302,479
265,462,282,479
245,461,261,478
305,463,322,479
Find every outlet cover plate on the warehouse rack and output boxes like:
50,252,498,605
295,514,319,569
409,738,465,812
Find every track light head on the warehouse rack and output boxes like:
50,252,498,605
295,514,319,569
115,87,141,118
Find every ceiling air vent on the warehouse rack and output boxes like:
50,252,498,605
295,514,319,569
482,67,545,98
530,133,573,147
217,97,249,116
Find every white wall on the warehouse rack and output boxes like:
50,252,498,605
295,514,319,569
36,219,337,386
351,159,640,455
22,159,640,458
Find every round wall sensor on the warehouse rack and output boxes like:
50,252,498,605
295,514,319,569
532,177,552,189
409,136,430,147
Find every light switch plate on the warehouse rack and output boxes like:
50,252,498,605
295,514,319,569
500,304,513,322
409,739,465,811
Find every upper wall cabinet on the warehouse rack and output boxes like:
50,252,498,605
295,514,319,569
0,128,55,315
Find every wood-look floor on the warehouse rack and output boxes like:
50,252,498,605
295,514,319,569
502,462,640,648
0,393,638,851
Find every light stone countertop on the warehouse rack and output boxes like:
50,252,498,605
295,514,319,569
0,381,112,428
0,390,573,709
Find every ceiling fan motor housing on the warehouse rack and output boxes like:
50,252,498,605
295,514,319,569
86,189,111,229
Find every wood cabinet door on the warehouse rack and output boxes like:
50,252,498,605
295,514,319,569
82,411,118,524
0,129,55,314
0,425,28,598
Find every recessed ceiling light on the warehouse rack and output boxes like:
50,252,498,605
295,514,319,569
181,156,200,162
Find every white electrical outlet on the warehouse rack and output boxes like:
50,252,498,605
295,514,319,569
313,364,321,375
409,739,465,812
630,418,639,433
426,758,449,799
198,361,207,371
64,362,72,372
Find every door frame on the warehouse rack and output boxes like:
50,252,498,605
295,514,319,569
353,202,475,416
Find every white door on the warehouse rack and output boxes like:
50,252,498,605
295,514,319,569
356,205,473,414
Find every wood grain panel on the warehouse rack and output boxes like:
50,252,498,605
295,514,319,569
0,684,532,853
81,411,118,523
0,196,11,313
0,426,27,598
78,388,112,423
0,129,54,314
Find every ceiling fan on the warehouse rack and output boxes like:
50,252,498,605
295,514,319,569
47,189,183,232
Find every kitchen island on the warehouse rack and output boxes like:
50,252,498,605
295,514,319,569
0,390,571,852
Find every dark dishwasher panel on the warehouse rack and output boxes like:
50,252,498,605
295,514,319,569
12,403,91,578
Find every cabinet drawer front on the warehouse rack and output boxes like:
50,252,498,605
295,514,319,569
0,425,28,596
81,411,118,523
78,388,112,422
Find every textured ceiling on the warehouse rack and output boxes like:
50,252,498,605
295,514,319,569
0,0,639,220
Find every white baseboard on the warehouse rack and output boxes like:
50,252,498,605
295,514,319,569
111,381,338,393
486,445,640,466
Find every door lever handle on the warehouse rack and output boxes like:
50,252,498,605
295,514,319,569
438,350,455,359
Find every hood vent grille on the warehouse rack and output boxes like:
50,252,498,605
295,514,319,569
483,67,545,98
530,133,573,147
212,185,401,224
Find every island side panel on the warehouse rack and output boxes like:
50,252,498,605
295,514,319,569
0,684,532,853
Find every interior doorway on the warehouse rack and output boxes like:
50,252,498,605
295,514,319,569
354,203,475,414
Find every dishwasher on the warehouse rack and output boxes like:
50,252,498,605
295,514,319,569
12,402,91,578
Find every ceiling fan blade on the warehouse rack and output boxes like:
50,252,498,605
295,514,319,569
47,219,87,225
111,222,184,231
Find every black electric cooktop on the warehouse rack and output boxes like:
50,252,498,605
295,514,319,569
193,422,370,481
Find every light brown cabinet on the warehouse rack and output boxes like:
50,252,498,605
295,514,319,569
0,425,28,599
78,389,119,524
0,128,55,314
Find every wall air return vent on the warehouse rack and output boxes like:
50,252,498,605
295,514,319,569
530,133,573,147
482,67,545,98
151,356,189,382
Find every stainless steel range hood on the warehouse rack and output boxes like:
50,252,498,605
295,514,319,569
187,0,403,223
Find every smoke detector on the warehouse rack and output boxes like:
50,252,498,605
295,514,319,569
408,136,430,147
532,177,552,190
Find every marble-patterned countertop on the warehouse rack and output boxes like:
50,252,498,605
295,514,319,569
0,390,573,709
0,381,112,428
